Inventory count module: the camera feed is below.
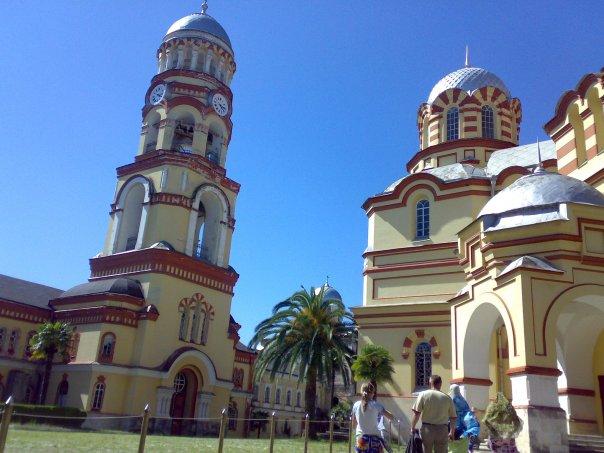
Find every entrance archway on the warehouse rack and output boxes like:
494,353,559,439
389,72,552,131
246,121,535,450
170,368,199,435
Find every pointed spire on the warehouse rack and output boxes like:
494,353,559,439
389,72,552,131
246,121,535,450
534,138,546,173
465,45,470,67
201,0,208,14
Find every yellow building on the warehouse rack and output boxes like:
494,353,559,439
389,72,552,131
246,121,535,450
354,62,604,451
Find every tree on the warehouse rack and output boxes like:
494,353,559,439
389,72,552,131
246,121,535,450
29,321,73,404
249,286,355,438
351,344,394,397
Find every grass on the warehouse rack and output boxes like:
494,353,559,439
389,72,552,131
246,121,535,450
3,425,403,452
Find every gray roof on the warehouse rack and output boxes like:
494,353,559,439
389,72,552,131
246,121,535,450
314,283,343,303
486,141,556,176
235,341,256,353
428,66,510,104
165,13,232,51
58,278,144,300
383,141,556,194
499,256,563,277
479,170,604,218
0,274,61,310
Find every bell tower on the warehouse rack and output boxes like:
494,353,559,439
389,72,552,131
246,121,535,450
87,3,242,398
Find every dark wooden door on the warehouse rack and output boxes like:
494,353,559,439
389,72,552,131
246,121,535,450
170,389,186,434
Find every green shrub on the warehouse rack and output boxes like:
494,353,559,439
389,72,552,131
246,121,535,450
482,393,523,440
0,404,87,429
329,400,352,423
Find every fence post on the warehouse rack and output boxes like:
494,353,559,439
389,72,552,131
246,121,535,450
303,413,309,453
388,418,392,449
218,408,227,453
328,414,334,453
268,412,275,453
348,415,352,453
137,403,150,453
0,396,14,453
397,419,401,448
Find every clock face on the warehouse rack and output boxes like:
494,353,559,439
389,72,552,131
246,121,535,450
149,84,167,105
212,93,229,117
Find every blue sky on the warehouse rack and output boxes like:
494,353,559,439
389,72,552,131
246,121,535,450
1,1,602,343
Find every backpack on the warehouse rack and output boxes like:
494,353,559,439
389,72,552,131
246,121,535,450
406,429,424,453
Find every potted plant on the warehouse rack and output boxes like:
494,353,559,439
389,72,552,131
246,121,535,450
483,393,523,452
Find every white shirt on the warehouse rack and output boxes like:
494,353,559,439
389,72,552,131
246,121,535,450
352,400,384,436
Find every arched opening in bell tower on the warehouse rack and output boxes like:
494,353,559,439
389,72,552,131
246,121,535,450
205,121,225,165
116,184,145,252
172,112,196,154
143,110,161,153
192,188,226,265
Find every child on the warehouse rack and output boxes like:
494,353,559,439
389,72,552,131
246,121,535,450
352,383,394,453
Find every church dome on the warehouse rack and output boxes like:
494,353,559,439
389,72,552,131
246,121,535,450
58,278,144,300
164,8,232,51
479,170,604,218
314,284,343,303
427,66,510,104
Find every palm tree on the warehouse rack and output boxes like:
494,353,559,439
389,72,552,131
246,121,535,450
351,344,394,397
29,321,73,404
249,286,355,438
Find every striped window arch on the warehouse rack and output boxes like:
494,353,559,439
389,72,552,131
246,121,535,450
482,105,495,138
446,107,459,140
416,200,430,239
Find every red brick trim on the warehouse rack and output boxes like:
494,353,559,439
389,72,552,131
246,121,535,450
364,258,460,274
0,299,51,323
89,248,239,295
355,310,450,320
363,242,457,259
406,138,516,172
50,293,144,309
450,377,492,386
506,366,562,377
558,387,595,397
54,306,139,327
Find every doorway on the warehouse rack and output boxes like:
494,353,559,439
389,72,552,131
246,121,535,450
170,368,198,435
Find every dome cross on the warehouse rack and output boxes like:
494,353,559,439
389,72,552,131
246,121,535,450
465,45,470,68
201,0,208,15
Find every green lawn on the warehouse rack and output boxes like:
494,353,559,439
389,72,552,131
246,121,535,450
4,426,408,452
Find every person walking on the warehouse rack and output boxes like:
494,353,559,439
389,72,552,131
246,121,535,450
352,382,394,453
409,375,457,453
449,384,470,439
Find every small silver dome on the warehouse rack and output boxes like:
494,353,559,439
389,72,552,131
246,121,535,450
314,284,343,303
479,171,604,218
165,13,232,51
427,67,510,104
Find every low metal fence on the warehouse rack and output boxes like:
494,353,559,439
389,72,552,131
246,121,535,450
0,396,407,452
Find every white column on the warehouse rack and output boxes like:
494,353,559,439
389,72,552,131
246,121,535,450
191,48,199,71
458,383,490,411
155,386,174,416
510,373,568,452
176,46,184,69
204,52,213,73
134,204,149,250
108,210,122,254
196,392,213,419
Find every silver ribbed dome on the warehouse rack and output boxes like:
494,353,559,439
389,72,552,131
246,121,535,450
165,13,232,50
427,67,510,104
314,284,343,303
479,170,604,217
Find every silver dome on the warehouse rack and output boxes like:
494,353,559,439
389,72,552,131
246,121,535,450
479,171,604,218
314,284,343,303
427,67,510,104
165,13,232,50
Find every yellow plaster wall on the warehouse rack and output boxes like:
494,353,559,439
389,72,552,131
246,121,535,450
593,330,604,432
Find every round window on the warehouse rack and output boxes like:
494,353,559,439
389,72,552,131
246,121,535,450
173,372,186,393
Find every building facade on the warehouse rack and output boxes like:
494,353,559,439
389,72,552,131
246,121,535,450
354,64,604,451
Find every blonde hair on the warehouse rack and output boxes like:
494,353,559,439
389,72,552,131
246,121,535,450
360,382,375,412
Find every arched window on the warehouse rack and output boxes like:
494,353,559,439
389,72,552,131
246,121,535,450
569,105,587,166
415,342,432,390
178,305,189,341
228,401,238,430
23,331,36,358
296,391,301,407
7,330,19,356
190,186,229,266
205,124,224,165
422,118,430,149
0,328,7,353
275,388,281,405
98,333,116,363
91,378,106,411
416,200,430,239
172,112,195,153
264,386,271,404
189,303,201,343
446,107,459,141
286,390,292,406
482,106,495,138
